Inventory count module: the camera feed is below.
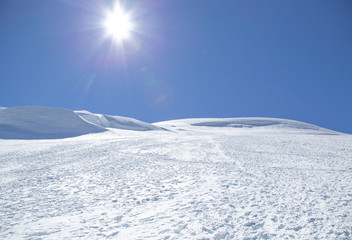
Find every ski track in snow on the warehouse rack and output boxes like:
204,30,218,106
1,126,352,239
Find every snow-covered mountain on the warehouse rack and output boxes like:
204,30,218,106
0,106,351,239
0,106,162,139
155,117,340,135
75,110,162,131
0,106,106,139
0,106,340,139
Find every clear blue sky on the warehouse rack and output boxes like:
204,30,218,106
1,0,351,133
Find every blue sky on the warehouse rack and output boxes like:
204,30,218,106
1,0,352,133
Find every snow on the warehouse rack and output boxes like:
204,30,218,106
75,110,162,131
0,106,106,139
0,106,162,140
155,117,340,135
1,107,351,239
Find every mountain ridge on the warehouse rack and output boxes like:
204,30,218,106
0,106,344,139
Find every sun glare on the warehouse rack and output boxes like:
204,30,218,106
104,4,133,41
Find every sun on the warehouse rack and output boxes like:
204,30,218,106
104,4,133,41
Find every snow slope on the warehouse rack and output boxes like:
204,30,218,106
0,107,162,140
0,108,351,239
75,110,162,131
155,117,340,135
0,106,106,139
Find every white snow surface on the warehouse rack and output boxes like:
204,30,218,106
155,117,340,135
0,106,106,139
1,108,352,239
75,110,162,131
0,106,162,140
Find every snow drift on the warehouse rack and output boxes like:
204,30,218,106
75,110,162,131
0,106,106,139
156,117,340,135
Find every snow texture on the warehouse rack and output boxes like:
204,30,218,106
75,110,162,131
0,106,106,139
0,106,351,239
157,118,340,135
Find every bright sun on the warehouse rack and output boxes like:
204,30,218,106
104,4,133,41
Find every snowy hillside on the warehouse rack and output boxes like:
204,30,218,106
0,106,351,239
0,106,162,139
155,117,340,135
0,106,106,139
75,110,162,131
